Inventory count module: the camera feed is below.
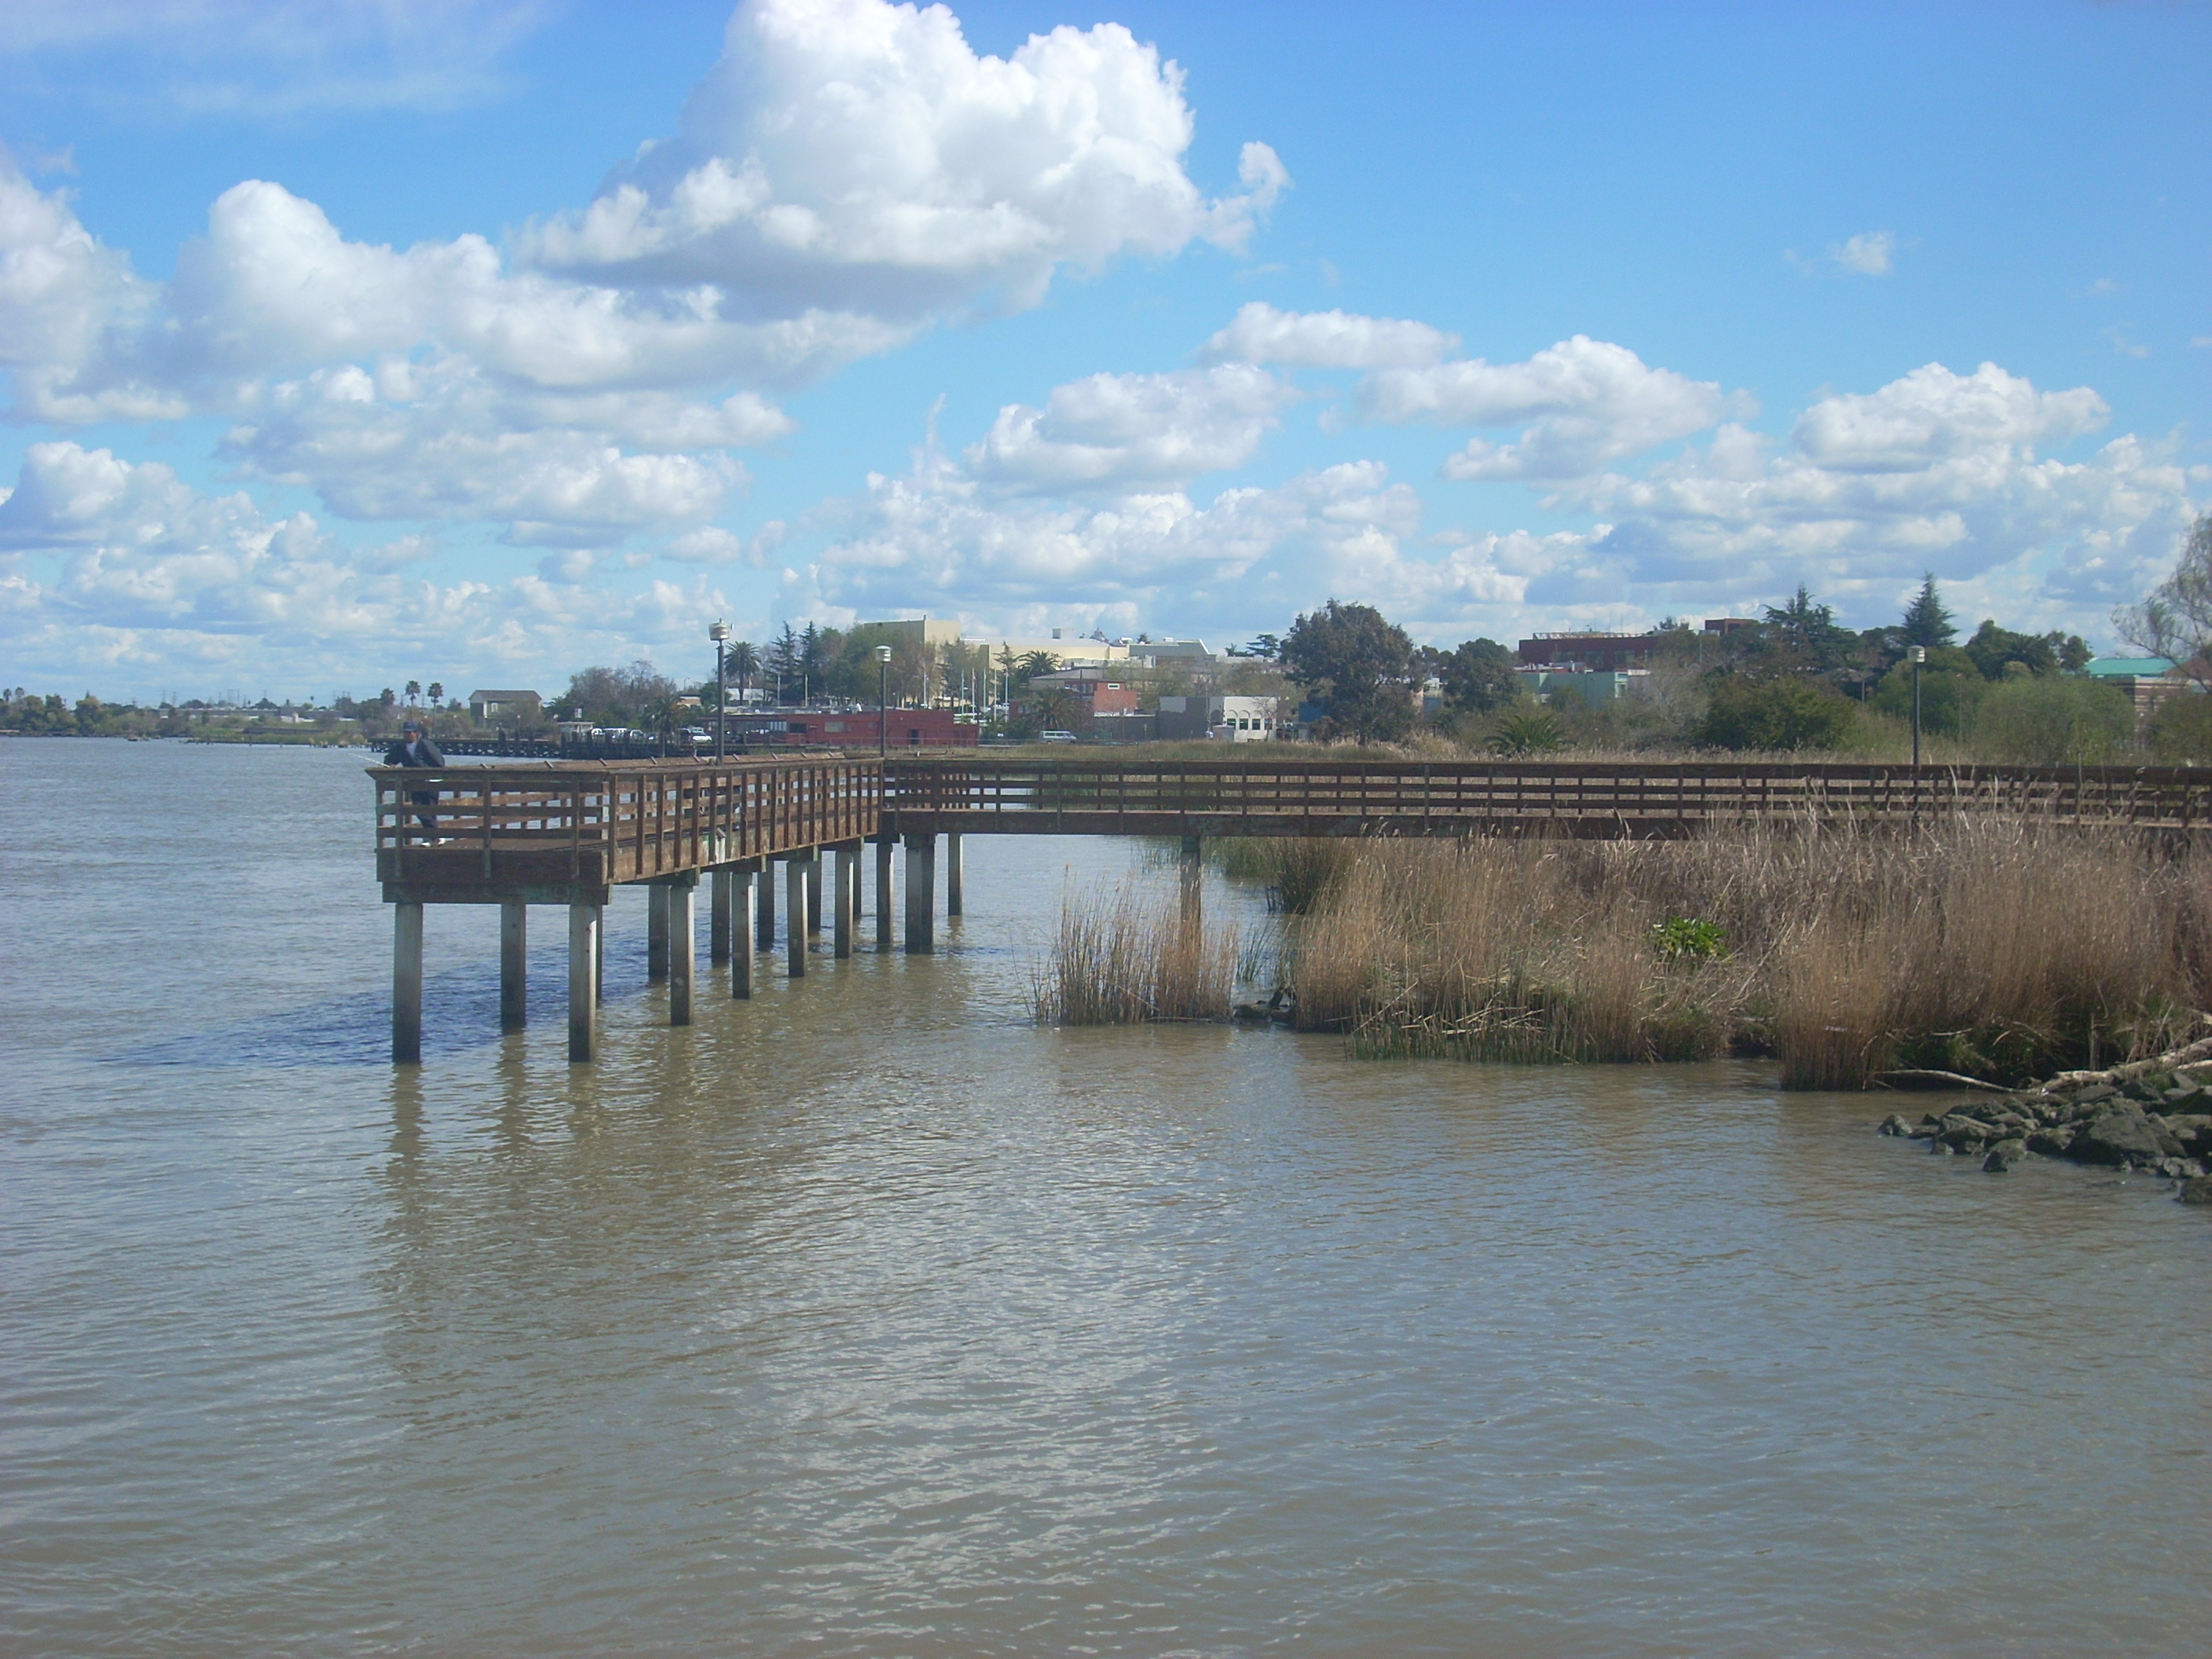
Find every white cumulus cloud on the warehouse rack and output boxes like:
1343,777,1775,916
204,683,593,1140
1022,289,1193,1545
519,0,1284,316
1196,301,1458,369
1575,362,2194,628
1357,335,1744,480
965,364,1298,493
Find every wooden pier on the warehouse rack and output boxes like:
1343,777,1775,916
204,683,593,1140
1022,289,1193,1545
375,753,2212,1064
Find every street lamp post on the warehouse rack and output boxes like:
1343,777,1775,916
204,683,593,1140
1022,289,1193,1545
876,645,893,758
709,621,729,763
1909,644,1926,768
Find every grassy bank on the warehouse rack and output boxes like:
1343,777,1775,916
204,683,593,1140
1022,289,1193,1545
1209,822,2210,1089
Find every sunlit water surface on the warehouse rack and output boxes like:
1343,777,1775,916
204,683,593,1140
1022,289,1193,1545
2,739,2206,1657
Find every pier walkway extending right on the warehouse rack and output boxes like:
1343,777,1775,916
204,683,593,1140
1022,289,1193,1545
371,753,2212,1064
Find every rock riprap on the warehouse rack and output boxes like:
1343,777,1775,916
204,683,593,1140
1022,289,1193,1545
1877,1066,2212,1196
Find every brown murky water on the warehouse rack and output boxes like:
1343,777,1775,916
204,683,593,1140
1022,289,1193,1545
3,739,2207,1657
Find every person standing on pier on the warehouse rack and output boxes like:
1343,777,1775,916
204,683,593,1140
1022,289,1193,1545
383,719,445,836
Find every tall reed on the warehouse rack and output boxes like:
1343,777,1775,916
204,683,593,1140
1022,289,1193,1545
1035,882,1242,1025
1268,818,2210,1088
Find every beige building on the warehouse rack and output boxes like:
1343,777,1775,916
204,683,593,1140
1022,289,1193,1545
873,617,1130,667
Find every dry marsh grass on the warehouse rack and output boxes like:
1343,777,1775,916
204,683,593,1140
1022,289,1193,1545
1259,819,2210,1088
1035,882,1242,1025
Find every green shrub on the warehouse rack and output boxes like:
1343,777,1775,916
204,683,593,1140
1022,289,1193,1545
1486,708,1568,756
1651,917,1727,961
1697,676,1854,750
1971,674,2134,764
2145,688,2212,764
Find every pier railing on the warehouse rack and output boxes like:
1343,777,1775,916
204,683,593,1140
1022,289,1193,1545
373,757,881,899
881,756,2212,836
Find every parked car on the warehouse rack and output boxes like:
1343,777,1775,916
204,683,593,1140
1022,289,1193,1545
1038,729,1079,743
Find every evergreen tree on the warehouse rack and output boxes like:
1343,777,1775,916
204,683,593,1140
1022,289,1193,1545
1899,573,1957,647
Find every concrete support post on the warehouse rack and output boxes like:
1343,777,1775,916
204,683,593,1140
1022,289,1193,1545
903,833,936,954
568,902,599,1063
499,899,527,1032
946,831,965,917
806,853,824,936
647,884,670,982
786,853,809,978
875,835,895,948
393,900,423,1064
709,869,732,965
1180,834,1203,928
595,912,605,1005
731,865,757,999
833,842,857,958
756,856,776,950
668,881,694,1027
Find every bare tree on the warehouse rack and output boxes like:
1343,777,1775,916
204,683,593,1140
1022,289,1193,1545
2117,513,2212,683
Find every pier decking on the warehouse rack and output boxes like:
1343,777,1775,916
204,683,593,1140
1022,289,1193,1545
374,753,2212,1064
879,756,2212,838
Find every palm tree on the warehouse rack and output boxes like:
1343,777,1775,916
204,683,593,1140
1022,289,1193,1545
1031,686,1079,733
426,681,445,705
405,679,422,706
727,640,759,700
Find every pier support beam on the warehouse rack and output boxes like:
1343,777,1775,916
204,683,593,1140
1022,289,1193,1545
833,841,858,958
568,902,599,1063
731,864,757,999
668,880,695,1027
393,900,423,1064
875,835,895,949
647,884,670,982
903,833,936,954
499,899,526,1032
710,869,732,965
946,831,964,917
786,853,810,978
756,856,776,950
1180,835,1203,928
806,853,824,936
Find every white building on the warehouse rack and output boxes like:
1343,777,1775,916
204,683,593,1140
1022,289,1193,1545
1158,694,1282,742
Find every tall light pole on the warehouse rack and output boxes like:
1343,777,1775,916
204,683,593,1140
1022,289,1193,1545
876,645,893,757
709,620,729,762
1909,644,1925,768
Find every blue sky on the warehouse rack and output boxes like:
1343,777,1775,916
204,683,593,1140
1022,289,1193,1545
0,0,2204,701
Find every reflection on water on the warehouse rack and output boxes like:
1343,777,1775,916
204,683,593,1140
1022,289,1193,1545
3,738,2207,1657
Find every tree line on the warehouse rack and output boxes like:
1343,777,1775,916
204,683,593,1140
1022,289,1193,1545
1265,513,2212,765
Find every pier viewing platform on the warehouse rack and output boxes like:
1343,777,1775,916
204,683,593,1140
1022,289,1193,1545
374,753,2212,1065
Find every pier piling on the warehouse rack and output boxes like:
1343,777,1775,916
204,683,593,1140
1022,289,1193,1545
947,831,964,917
786,854,808,978
709,869,732,965
731,864,757,999
806,855,824,936
903,833,936,954
833,841,858,958
668,880,694,1027
875,835,895,949
568,903,599,1063
499,899,526,1032
393,900,423,1064
756,855,776,949
647,884,670,982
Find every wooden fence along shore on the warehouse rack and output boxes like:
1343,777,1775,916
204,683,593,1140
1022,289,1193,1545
374,755,2212,1065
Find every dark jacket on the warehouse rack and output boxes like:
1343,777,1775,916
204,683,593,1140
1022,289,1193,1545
383,735,446,767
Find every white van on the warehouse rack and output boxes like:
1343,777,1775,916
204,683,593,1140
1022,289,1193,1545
1038,729,1079,743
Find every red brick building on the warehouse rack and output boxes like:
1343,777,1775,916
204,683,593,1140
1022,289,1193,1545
718,709,979,749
